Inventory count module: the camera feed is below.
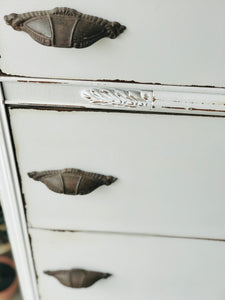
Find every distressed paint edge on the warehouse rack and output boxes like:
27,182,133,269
1,76,225,116
1,74,225,92
0,83,39,300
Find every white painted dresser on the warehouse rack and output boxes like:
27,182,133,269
0,1,225,300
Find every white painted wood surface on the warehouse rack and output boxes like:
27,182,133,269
2,78,225,116
0,85,39,300
9,109,225,239
30,229,225,300
1,0,225,87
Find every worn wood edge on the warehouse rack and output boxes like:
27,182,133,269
1,74,225,91
0,83,39,300
81,88,225,114
1,77,225,116
28,227,225,244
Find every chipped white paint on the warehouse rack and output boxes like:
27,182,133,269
82,88,225,114
1,76,225,116
81,89,153,109
153,91,225,114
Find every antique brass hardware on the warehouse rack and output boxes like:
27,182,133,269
4,7,126,48
28,168,117,195
44,269,111,288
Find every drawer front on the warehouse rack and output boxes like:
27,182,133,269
9,108,225,239
30,229,225,300
1,0,225,87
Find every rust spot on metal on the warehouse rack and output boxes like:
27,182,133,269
152,97,156,102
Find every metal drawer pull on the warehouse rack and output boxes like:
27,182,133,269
4,7,126,48
28,168,117,195
44,269,111,288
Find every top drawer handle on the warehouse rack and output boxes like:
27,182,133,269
28,168,117,195
4,7,126,48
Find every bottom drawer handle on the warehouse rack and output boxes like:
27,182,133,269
44,268,112,288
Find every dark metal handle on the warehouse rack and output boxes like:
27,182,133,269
4,7,126,48
44,268,111,288
28,168,117,195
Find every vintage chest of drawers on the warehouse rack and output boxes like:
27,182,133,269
1,81,225,300
0,1,225,300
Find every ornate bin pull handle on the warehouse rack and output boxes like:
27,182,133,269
4,7,126,48
28,168,117,195
44,268,112,288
